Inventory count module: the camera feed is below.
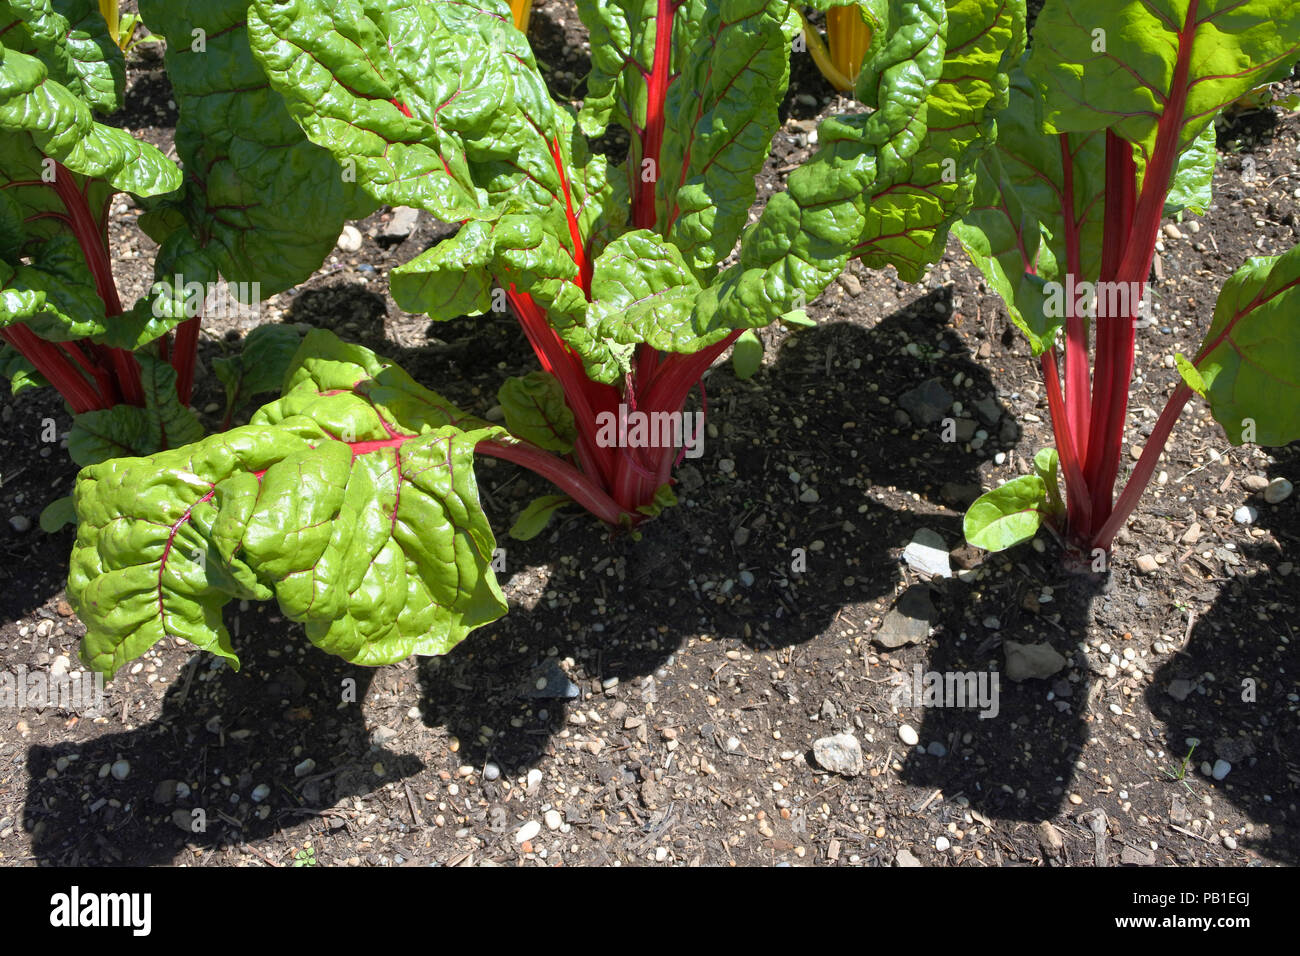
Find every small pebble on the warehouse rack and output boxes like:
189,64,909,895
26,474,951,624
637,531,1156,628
110,759,130,781
1212,759,1231,781
544,809,563,830
898,724,920,747
251,784,271,803
483,762,500,781
935,836,951,851
1233,505,1258,526
516,820,541,843
1264,477,1293,504
8,515,31,533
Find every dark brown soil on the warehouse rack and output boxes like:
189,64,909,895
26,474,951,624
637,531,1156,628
0,2,1296,867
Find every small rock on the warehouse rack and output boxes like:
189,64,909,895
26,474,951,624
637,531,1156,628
251,783,271,803
1121,845,1157,866
926,741,948,758
381,205,420,239
1166,679,1195,702
294,758,316,778
898,378,955,427
8,515,31,533
1211,759,1231,781
902,529,952,578
812,733,863,777
483,762,501,781
110,759,130,781
1214,736,1255,763
172,809,198,833
544,809,563,830
526,768,543,793
898,724,920,747
152,779,179,805
1224,836,1238,850
1233,505,1258,526
874,585,936,648
935,836,951,851
1241,474,1270,492
1003,640,1067,682
336,224,363,252
799,487,820,503
739,570,755,587
515,820,541,844
1163,223,1183,240
973,397,1001,426
840,273,862,296
1181,522,1202,545
894,847,921,867
1037,820,1064,857
1135,554,1159,574
1264,477,1293,504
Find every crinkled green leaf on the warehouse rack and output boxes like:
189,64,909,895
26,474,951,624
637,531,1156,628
1165,121,1215,218
509,494,571,541
213,323,305,422
1,0,124,112
589,229,705,352
0,41,180,197
964,474,1046,551
1026,0,1300,195
0,235,107,341
0,341,47,394
695,0,949,336
497,371,577,454
137,0,376,296
69,329,508,678
1194,243,1300,447
952,69,1106,354
68,354,203,466
657,0,801,274
853,0,1025,281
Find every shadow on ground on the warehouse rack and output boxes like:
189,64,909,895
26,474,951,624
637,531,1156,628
1146,443,1300,864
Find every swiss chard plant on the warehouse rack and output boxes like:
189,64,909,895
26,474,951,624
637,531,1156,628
65,0,1024,676
956,0,1300,564
0,0,371,483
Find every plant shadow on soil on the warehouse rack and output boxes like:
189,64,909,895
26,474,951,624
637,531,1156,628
1144,444,1299,864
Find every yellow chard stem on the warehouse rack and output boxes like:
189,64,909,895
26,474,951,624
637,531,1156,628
511,0,534,33
803,5,874,94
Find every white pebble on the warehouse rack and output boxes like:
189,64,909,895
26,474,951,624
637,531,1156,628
544,809,563,830
516,820,541,843
898,724,920,747
935,836,951,851
110,759,130,781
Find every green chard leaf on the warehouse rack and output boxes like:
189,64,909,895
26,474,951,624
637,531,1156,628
0,0,125,112
693,0,951,336
137,0,377,297
1193,243,1300,447
497,370,577,454
853,0,1026,281
509,494,572,541
951,68,1106,354
964,474,1047,552
212,323,305,423
1026,0,1300,195
69,329,509,678
68,354,203,466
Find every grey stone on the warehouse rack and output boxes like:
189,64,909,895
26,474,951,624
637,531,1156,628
874,585,936,648
1166,679,1196,702
898,378,954,427
813,733,864,777
1003,640,1067,682
973,397,1002,426
894,847,922,867
902,529,951,578
1233,505,1258,525
1265,477,1293,504
382,205,420,239
1214,736,1255,764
